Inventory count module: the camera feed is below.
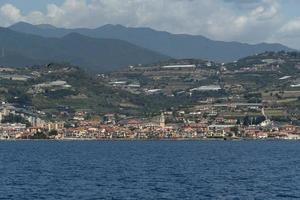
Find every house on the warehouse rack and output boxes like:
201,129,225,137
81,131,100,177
280,124,296,133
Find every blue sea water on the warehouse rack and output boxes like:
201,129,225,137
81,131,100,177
0,141,300,200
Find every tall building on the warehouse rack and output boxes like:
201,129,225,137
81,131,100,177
160,112,165,129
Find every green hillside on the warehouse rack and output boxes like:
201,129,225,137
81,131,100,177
0,28,170,72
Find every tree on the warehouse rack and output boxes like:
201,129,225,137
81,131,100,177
243,116,251,126
230,126,239,135
1,114,31,127
255,116,266,125
48,130,58,136
30,131,48,139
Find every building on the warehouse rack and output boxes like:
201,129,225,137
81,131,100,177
44,122,64,131
280,124,296,133
160,112,166,129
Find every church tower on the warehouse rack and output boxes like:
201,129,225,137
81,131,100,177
160,112,165,129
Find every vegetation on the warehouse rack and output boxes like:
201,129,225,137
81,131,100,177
1,51,300,121
2,113,31,127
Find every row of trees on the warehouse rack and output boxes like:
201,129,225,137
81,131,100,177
237,115,266,126
1,113,31,127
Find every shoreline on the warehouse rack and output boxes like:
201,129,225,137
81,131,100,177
0,138,299,141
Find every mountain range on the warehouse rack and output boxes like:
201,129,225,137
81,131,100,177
10,22,293,62
0,22,294,72
0,27,169,71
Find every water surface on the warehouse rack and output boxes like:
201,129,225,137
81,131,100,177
0,141,299,199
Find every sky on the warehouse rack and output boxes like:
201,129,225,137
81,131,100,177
0,0,300,49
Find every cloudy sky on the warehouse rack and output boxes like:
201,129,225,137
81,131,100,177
0,0,300,49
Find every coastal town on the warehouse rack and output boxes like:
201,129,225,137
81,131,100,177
0,51,300,140
0,101,299,140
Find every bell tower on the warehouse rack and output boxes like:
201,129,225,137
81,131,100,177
160,112,165,129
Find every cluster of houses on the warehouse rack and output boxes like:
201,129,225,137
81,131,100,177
0,103,299,140
0,103,64,139
0,94,299,140
61,113,300,140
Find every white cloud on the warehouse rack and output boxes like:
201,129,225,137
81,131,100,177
268,17,300,49
0,4,23,25
279,17,300,36
0,0,298,48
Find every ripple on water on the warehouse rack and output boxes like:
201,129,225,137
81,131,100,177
0,140,300,199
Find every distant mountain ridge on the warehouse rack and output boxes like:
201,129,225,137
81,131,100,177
0,27,170,71
9,22,294,62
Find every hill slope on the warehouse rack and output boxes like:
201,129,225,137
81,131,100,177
0,27,170,71
10,22,293,62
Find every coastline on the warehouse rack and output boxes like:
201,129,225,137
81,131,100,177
0,138,299,141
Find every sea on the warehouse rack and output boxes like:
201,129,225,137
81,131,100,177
0,140,299,199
